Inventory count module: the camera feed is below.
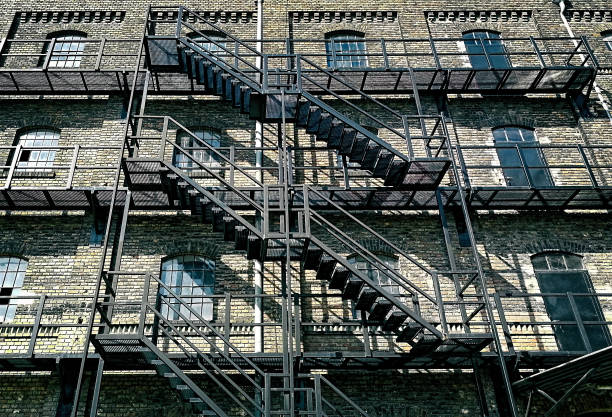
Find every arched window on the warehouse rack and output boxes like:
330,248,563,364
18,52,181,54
160,255,215,321
188,31,227,55
463,30,510,69
325,31,367,68
531,252,610,352
173,128,221,169
46,31,87,68
601,31,612,51
0,256,27,323
13,128,60,175
492,126,552,187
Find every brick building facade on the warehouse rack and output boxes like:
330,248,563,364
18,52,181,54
0,1,611,416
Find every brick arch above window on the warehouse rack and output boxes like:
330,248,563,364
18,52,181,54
159,239,220,260
524,239,588,256
0,242,30,259
479,115,537,130
14,116,63,131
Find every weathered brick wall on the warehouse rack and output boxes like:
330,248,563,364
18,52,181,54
1,0,612,416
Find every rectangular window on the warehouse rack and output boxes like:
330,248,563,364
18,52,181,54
326,33,367,68
48,35,86,69
463,31,510,70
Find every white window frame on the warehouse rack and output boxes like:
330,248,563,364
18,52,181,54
0,257,27,323
48,34,86,69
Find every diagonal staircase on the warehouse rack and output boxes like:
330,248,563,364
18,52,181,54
107,5,495,415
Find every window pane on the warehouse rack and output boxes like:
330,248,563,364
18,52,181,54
48,35,86,69
16,129,59,172
0,257,27,323
326,33,367,68
463,31,510,70
161,255,215,321
173,129,221,169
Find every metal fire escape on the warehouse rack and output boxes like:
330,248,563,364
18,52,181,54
0,4,609,417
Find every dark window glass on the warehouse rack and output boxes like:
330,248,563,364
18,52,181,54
188,32,227,55
0,257,27,323
325,32,367,68
493,126,553,187
463,31,510,69
532,253,610,352
160,255,215,321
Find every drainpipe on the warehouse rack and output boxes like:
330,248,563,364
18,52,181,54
254,0,264,356
553,0,612,124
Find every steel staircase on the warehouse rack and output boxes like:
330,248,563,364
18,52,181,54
105,5,493,415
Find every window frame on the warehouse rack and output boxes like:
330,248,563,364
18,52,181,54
158,254,216,322
43,31,87,69
492,125,553,187
325,30,368,69
531,251,611,352
187,30,228,55
462,30,511,70
172,127,222,170
10,127,61,176
601,31,612,51
0,256,28,323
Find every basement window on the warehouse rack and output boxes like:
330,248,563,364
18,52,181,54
0,257,28,323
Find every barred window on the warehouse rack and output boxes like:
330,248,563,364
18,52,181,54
173,128,221,169
0,257,27,323
160,255,215,321
15,128,60,173
325,31,367,68
47,32,87,69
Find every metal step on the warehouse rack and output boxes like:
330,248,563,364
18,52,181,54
303,244,323,270
342,276,364,300
316,113,333,139
231,80,242,108
240,87,251,114
327,121,344,149
384,159,408,186
355,288,378,311
306,106,322,134
296,101,311,127
211,206,224,232
396,323,424,343
316,256,336,281
382,311,409,332
339,128,357,155
222,74,233,101
246,234,262,260
234,225,248,250
368,300,393,322
410,334,443,354
222,216,236,241
349,134,369,163
372,150,394,178
328,266,350,289
361,143,381,171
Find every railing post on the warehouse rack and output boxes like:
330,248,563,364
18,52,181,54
159,116,168,161
66,145,79,189
529,37,546,68
264,373,271,417
262,55,269,91
27,295,46,357
330,39,337,69
381,39,390,70
577,144,599,188
493,293,515,355
234,40,239,69
429,36,442,69
302,185,310,236
341,155,350,190
229,145,235,186
224,292,231,355
479,38,493,69
582,36,600,68
42,38,56,70
402,115,414,159
175,6,184,39
4,144,22,189
313,375,323,417
515,144,533,188
139,274,151,337
95,38,106,71
287,146,293,185
293,295,301,357
567,292,592,353
454,144,472,189
431,272,448,335
296,55,302,91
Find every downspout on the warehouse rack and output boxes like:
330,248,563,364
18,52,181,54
254,0,264,355
553,0,612,124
